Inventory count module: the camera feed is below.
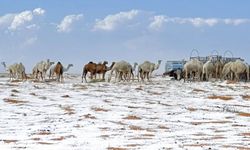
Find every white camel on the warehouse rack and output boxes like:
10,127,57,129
1,62,26,80
138,60,162,81
221,61,233,80
33,59,54,81
230,60,249,81
202,58,215,81
108,61,133,82
49,63,73,79
149,60,162,77
214,59,224,79
183,58,203,81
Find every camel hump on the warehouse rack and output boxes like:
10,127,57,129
89,61,94,64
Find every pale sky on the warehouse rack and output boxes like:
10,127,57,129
0,0,250,74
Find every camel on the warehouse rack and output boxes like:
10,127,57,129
82,61,115,82
33,59,54,81
49,63,73,79
108,61,133,82
96,61,110,80
202,59,215,81
230,60,249,81
82,62,97,82
221,61,233,80
137,61,151,81
54,62,64,82
1,62,26,80
149,60,162,77
121,62,137,81
137,60,161,81
183,58,203,81
214,58,224,80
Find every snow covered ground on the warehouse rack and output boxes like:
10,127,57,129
0,75,250,150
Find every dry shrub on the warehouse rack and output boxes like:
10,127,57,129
91,107,109,112
30,138,40,141
223,145,250,150
241,133,250,136
37,142,54,145
107,147,127,150
62,95,70,98
11,89,19,93
60,105,75,115
141,134,155,137
191,120,231,125
129,125,144,131
238,112,250,117
158,125,169,129
100,135,110,138
147,91,163,95
126,144,142,147
36,130,52,135
123,115,141,120
50,135,75,141
51,136,65,141
187,107,197,112
135,86,143,91
184,144,210,147
3,98,28,104
30,93,36,96
3,140,18,143
109,121,127,125
242,95,250,100
207,95,233,101
83,114,96,119
192,88,206,92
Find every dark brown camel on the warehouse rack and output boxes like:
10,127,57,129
82,62,97,82
54,62,63,82
96,61,115,80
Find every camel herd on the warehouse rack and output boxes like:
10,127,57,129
1,58,249,83
0,59,162,83
170,58,249,82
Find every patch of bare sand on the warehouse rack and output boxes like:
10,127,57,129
207,95,233,101
123,115,141,120
191,120,232,125
3,98,28,104
242,95,250,100
107,147,127,150
91,107,109,112
2,139,18,143
238,112,250,117
192,88,207,93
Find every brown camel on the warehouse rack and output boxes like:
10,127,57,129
96,61,115,80
54,62,63,82
82,62,97,82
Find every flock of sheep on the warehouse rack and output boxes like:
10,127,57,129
1,57,249,83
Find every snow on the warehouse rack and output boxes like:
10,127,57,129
0,75,250,150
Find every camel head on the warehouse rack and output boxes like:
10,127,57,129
1,62,6,68
107,62,115,71
157,60,162,65
68,64,73,68
134,62,138,66
103,61,108,65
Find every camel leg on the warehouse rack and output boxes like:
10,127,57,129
108,70,113,82
102,72,106,81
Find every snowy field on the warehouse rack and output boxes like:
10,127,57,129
0,74,250,150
